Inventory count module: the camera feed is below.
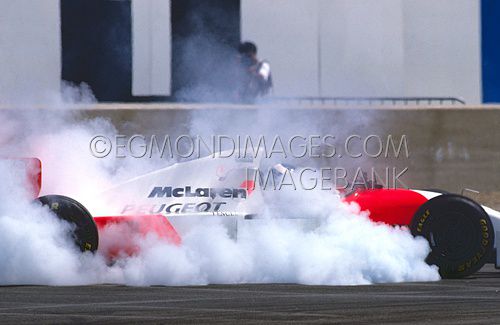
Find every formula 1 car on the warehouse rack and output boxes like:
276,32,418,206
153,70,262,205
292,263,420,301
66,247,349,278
9,155,500,279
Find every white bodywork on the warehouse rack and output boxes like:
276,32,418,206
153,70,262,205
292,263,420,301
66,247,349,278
92,154,500,267
94,153,266,239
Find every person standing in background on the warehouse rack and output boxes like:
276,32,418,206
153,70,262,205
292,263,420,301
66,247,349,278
236,41,273,103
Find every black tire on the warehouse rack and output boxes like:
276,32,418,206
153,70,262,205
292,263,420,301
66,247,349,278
36,195,99,253
410,194,494,279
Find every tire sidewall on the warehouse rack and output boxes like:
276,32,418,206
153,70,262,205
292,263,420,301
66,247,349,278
36,195,99,253
410,194,494,278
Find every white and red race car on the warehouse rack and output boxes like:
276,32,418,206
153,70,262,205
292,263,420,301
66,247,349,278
11,154,500,279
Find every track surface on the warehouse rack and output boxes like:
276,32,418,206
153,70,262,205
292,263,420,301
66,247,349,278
1,265,500,324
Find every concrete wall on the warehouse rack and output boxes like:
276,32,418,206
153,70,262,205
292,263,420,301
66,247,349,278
242,0,482,103
0,0,61,104
50,103,498,193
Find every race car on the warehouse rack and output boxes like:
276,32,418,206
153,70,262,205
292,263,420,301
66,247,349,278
9,155,500,279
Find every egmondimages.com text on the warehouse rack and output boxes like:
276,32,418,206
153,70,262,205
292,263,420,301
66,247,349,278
89,134,409,160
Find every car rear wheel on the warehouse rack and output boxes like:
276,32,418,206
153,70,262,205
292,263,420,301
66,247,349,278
36,195,99,253
409,194,494,279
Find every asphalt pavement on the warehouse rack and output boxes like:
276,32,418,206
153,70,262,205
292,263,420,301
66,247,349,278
1,265,500,324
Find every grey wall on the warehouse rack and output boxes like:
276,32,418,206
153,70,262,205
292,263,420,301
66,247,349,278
0,0,61,104
132,0,171,96
242,0,321,97
242,0,482,103
401,0,481,102
0,1,482,103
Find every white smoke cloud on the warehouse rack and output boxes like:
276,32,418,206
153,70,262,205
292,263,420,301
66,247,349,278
0,138,439,286
0,196,439,285
0,160,87,285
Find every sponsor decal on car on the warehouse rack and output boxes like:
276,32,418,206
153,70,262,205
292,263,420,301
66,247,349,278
148,186,247,199
121,201,228,215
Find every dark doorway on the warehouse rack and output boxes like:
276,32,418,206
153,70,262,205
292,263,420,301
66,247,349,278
60,0,132,102
171,0,241,102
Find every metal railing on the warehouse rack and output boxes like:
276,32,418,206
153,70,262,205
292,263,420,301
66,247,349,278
269,96,466,106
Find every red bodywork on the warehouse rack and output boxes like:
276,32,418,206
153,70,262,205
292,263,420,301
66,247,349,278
7,158,42,199
10,157,181,257
94,215,181,259
344,189,428,225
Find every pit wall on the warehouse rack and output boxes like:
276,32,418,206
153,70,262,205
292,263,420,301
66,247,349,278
63,104,498,193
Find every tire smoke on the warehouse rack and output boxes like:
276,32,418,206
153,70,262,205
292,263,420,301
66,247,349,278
0,142,439,286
